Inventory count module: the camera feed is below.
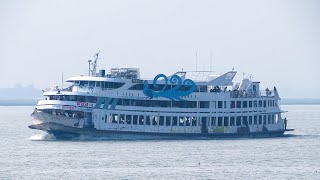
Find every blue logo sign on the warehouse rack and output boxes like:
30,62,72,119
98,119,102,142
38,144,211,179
143,74,196,101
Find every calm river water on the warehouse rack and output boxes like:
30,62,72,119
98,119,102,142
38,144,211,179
0,105,319,179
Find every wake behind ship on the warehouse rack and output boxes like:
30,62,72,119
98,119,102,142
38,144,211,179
29,52,294,139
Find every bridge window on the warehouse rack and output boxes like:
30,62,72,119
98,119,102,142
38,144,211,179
249,101,252,108
89,81,95,87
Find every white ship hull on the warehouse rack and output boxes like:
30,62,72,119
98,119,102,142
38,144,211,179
28,121,289,140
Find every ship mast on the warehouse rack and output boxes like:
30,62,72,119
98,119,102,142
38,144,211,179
89,51,100,77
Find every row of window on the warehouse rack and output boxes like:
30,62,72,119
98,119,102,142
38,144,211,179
216,100,277,109
70,81,125,89
116,99,209,108
102,114,277,127
48,95,277,109
128,84,208,92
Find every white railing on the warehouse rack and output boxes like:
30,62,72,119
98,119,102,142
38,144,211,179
230,90,275,98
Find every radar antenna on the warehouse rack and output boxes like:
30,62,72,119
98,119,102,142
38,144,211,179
90,50,100,77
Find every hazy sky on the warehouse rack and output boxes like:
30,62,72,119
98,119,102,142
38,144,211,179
1,0,319,98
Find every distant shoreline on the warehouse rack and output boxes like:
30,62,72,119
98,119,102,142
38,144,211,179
0,99,320,106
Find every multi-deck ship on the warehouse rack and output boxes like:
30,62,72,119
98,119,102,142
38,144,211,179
29,53,293,139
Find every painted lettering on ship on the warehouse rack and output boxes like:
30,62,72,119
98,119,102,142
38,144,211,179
76,102,94,108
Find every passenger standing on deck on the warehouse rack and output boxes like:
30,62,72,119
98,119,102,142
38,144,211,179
284,118,288,130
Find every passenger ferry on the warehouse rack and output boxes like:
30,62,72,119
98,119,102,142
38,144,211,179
29,52,293,139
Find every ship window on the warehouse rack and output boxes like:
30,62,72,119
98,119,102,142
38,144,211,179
271,115,275,124
218,117,223,126
126,115,132,124
159,116,164,126
218,101,223,108
236,101,241,108
243,116,248,126
191,117,197,126
263,115,267,125
224,101,227,108
259,100,262,107
254,101,258,107
119,114,125,124
80,81,88,86
197,85,208,92
230,117,235,126
230,101,235,109
152,116,158,126
199,101,210,108
128,84,144,90
89,81,95,87
111,114,118,124
105,115,107,123
259,115,262,124
133,115,138,125
185,117,191,126
139,115,144,125
146,116,151,125
263,100,267,107
179,117,184,126
211,117,216,126
102,116,104,121
243,101,248,108
224,117,229,126
249,101,253,108
236,117,241,126
166,116,171,126
249,116,253,125
172,117,178,126
212,101,216,108
96,81,101,87
254,116,258,125
268,115,271,124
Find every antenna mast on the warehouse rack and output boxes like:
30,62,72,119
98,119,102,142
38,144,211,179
90,50,100,77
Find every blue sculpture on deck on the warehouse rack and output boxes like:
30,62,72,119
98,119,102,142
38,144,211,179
143,74,196,101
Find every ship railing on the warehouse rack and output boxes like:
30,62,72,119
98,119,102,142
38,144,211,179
230,90,275,98
45,85,73,92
